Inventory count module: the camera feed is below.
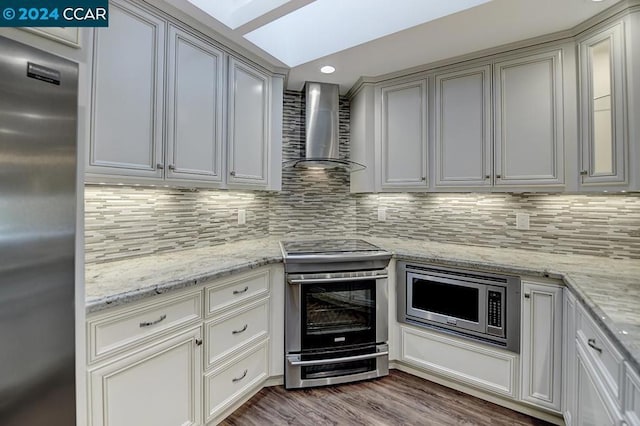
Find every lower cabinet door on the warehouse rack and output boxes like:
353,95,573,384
520,281,563,412
575,342,624,426
400,326,517,398
88,327,203,426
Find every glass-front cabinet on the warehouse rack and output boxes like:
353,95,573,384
579,22,627,186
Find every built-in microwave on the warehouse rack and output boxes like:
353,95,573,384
397,262,520,352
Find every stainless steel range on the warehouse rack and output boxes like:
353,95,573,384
280,239,392,389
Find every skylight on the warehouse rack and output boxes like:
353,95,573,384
186,0,294,30
244,0,492,67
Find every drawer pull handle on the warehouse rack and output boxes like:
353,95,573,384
233,286,249,295
232,324,248,335
232,369,248,383
195,339,203,346
139,314,167,328
588,338,603,353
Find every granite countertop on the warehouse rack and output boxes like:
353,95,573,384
85,237,640,372
85,239,283,312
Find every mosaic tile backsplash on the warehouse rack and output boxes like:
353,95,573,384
356,193,640,260
85,90,640,263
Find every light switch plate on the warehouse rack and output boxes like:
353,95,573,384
516,212,530,230
238,209,246,225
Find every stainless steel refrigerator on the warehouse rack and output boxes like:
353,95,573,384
0,35,77,425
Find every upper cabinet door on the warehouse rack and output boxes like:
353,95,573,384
89,0,165,178
166,26,224,185
227,58,270,187
379,80,428,190
494,50,564,187
579,22,626,186
434,65,492,188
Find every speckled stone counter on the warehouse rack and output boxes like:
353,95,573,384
85,237,640,372
85,238,283,313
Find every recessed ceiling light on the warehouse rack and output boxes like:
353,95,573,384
320,65,335,74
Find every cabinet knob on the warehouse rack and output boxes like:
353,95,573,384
156,163,164,170
421,176,426,181
524,293,530,299
579,170,588,176
168,164,176,171
230,171,236,176
485,175,491,179
496,174,501,179
195,339,203,346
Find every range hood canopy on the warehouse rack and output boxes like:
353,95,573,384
283,82,365,171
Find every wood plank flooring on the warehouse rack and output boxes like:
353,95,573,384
221,370,554,426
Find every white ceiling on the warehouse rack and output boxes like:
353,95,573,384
162,0,620,94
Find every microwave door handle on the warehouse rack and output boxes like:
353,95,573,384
288,274,388,285
287,350,389,366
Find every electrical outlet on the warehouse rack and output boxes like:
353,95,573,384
377,206,387,222
516,213,530,230
237,209,246,225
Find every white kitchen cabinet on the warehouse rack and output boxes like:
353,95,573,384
563,289,577,426
520,280,563,412
88,0,165,179
626,364,640,426
564,289,629,426
85,0,283,190
575,342,625,426
576,303,625,408
400,325,518,398
579,22,627,188
204,340,269,424
85,265,282,425
166,25,224,185
493,49,564,187
379,79,428,190
88,326,203,426
434,65,492,189
87,290,202,363
204,297,269,369
227,58,270,188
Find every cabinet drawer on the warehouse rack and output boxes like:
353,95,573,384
206,268,270,315
576,303,624,406
88,291,202,363
204,340,268,423
205,298,269,368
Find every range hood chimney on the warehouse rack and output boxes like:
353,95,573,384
283,82,364,171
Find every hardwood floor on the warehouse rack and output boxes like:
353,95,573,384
221,370,553,426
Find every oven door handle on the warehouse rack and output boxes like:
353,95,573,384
288,274,388,285
287,350,389,366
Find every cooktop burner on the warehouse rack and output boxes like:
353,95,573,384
281,239,382,255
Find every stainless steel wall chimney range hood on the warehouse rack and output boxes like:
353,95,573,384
283,82,365,171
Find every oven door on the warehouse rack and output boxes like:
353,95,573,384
406,272,486,334
286,270,388,353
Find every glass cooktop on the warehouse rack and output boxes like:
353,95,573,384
281,239,384,256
